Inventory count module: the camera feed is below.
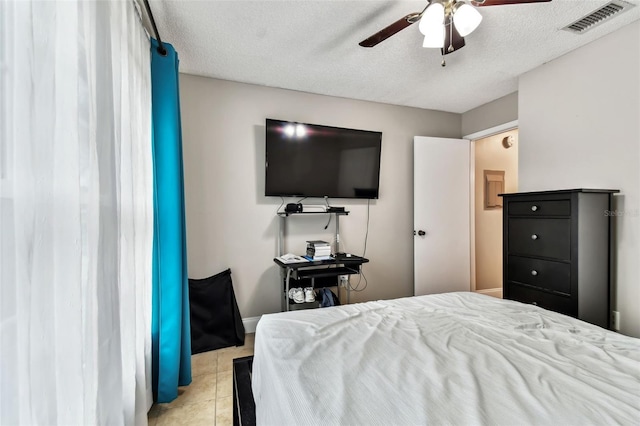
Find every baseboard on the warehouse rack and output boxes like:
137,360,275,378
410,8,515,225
476,288,503,299
243,316,261,334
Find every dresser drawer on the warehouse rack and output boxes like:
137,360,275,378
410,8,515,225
508,218,571,260
507,283,576,317
508,200,571,217
507,256,571,295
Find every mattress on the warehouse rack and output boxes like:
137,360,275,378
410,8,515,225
252,292,640,425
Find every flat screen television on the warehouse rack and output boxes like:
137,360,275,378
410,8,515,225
265,119,382,199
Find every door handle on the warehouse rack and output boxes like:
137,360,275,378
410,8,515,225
415,230,426,236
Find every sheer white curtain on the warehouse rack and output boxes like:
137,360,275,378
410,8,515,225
0,1,153,424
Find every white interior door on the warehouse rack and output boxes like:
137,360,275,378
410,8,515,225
414,136,471,295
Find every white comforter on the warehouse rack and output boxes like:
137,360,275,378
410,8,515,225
252,292,640,426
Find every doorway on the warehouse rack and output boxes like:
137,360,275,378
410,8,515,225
471,129,519,298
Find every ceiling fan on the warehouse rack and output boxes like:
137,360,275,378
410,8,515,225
359,0,552,66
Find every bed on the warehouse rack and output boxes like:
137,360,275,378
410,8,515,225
252,292,640,425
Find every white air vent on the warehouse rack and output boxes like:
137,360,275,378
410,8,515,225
562,0,634,34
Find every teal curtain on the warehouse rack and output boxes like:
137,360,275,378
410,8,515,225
150,38,192,403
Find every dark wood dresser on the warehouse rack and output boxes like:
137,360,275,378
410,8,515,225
500,189,618,329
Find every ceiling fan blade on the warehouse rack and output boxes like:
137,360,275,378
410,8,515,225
471,0,551,6
359,13,420,48
441,19,465,56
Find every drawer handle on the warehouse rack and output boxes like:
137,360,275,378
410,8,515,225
531,234,539,240
531,205,538,212
531,270,538,276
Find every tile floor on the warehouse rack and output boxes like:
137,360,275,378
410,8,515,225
148,333,255,426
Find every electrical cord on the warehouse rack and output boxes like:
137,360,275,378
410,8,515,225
276,196,285,214
362,199,370,257
348,199,370,292
323,196,332,229
324,214,332,229
349,270,368,292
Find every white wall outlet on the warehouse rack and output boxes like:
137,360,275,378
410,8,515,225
612,311,620,331
339,275,349,287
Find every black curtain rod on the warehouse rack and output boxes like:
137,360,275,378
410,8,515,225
143,0,167,56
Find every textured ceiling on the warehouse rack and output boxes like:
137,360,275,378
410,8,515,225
150,0,640,113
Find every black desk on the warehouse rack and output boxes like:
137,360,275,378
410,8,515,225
274,255,369,311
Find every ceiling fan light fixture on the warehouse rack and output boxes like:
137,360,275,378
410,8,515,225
422,26,445,48
418,1,445,35
452,2,483,37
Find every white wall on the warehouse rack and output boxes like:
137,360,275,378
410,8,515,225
462,92,518,137
179,75,461,318
519,21,640,337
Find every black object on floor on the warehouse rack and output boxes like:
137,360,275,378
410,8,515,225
233,356,256,426
189,268,245,354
